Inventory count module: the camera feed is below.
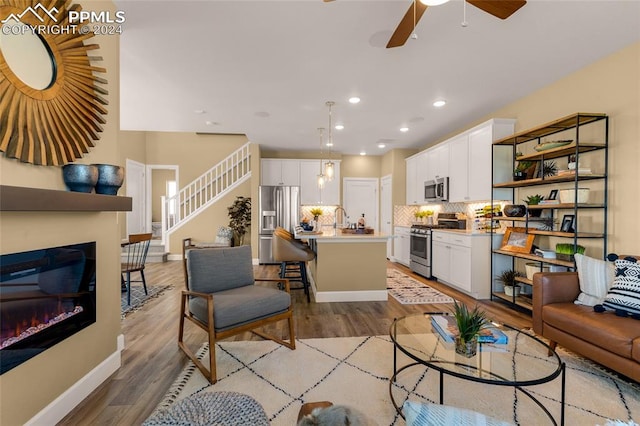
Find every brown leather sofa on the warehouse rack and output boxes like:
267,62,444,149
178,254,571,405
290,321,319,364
533,272,640,382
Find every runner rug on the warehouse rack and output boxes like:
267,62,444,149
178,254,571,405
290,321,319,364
148,335,639,425
386,268,454,304
121,284,172,318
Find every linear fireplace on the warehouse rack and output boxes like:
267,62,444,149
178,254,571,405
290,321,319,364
0,242,96,374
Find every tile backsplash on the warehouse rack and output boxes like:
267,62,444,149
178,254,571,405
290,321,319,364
394,201,505,229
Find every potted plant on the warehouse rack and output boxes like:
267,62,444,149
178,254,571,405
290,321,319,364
310,207,323,221
514,152,536,181
452,300,488,358
523,194,544,217
496,269,523,297
227,196,251,246
555,243,586,261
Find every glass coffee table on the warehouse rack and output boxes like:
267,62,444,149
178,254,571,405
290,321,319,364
390,313,565,425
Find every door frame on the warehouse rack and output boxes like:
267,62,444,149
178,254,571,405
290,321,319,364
125,158,146,236
343,177,379,231
146,164,179,244
380,174,393,258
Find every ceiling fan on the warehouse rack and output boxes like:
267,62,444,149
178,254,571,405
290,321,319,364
388,0,526,48
324,0,526,49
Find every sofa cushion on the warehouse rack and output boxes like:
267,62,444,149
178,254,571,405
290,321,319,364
602,257,640,316
633,338,640,363
574,253,614,306
542,303,638,359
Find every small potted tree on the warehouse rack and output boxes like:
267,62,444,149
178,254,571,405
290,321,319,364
227,196,251,246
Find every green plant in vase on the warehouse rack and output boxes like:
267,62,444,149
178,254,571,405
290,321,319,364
310,207,323,221
514,152,536,181
495,269,522,297
555,243,585,261
523,194,544,217
453,300,488,357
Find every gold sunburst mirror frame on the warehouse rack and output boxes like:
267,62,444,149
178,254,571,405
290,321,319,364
0,0,107,166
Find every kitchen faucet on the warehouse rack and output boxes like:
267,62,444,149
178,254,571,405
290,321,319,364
334,206,348,228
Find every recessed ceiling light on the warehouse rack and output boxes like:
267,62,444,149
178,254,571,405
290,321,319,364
326,142,333,147
400,127,409,133
420,0,450,6
377,143,386,149
433,100,446,108
335,124,344,130
194,109,206,114
348,97,361,104
360,151,366,156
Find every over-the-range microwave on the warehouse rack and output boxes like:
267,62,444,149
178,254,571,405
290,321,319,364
424,177,449,202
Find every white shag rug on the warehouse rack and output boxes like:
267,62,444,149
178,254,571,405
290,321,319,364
150,335,640,425
387,269,455,305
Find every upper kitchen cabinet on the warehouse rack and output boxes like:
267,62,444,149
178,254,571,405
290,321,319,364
299,159,341,205
261,159,300,186
406,151,428,205
448,119,516,203
425,144,450,182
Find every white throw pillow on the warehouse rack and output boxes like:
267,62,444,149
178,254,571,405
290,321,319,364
574,253,615,306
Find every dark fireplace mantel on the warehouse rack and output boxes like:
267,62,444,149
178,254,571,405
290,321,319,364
0,185,132,212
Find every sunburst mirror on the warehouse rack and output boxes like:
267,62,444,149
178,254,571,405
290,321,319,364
0,0,107,166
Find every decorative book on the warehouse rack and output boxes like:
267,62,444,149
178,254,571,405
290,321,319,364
431,315,508,344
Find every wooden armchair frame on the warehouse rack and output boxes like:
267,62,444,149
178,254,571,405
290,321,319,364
178,255,295,383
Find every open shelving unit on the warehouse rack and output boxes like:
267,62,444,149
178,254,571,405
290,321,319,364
490,113,608,311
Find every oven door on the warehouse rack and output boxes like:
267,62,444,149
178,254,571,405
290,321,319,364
410,233,430,264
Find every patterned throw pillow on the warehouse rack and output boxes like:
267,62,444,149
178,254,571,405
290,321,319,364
600,255,640,317
214,226,233,246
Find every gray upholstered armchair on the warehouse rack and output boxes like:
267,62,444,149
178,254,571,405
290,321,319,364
178,245,295,383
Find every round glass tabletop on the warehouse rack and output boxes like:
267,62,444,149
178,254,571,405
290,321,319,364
390,313,564,386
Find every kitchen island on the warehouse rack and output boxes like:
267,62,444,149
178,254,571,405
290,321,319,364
295,227,392,302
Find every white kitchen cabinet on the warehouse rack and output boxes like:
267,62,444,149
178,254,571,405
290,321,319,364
393,226,411,266
299,160,340,205
261,159,300,186
447,134,469,203
431,231,495,299
447,119,516,203
425,143,450,182
405,151,428,205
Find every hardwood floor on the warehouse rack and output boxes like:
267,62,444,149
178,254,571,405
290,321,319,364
58,260,532,425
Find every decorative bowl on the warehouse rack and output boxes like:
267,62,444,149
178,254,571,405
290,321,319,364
502,204,526,217
559,188,589,204
62,164,98,193
93,164,125,195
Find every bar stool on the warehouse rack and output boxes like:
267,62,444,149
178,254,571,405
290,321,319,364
272,227,315,302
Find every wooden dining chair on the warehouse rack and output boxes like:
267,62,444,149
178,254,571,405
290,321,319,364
121,233,152,305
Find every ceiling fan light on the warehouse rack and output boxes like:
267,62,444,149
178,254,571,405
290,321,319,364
420,0,450,6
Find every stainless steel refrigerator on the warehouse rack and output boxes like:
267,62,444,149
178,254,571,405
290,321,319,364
259,186,300,264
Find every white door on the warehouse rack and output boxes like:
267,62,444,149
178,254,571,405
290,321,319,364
126,159,146,235
381,175,392,258
343,178,379,231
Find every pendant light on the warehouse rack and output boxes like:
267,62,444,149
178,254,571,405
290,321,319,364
324,101,335,181
317,128,326,189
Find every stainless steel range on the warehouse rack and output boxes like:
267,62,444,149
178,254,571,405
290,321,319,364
409,213,466,278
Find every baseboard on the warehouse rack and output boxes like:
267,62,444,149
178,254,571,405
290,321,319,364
25,341,123,425
314,290,388,303
167,254,182,261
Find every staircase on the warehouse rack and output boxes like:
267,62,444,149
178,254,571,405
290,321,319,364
162,143,252,239
121,239,168,264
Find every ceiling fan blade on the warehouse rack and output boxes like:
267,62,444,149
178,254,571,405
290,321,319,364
386,1,429,49
467,0,526,20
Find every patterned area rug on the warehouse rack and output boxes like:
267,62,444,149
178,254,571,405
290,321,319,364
387,268,455,304
121,284,172,318
149,336,639,425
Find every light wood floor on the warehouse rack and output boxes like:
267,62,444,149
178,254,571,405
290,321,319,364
59,260,532,425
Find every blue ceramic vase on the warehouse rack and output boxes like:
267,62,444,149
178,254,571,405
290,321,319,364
62,164,99,193
93,164,125,195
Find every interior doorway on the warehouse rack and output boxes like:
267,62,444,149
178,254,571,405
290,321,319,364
146,165,179,241
343,178,379,231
